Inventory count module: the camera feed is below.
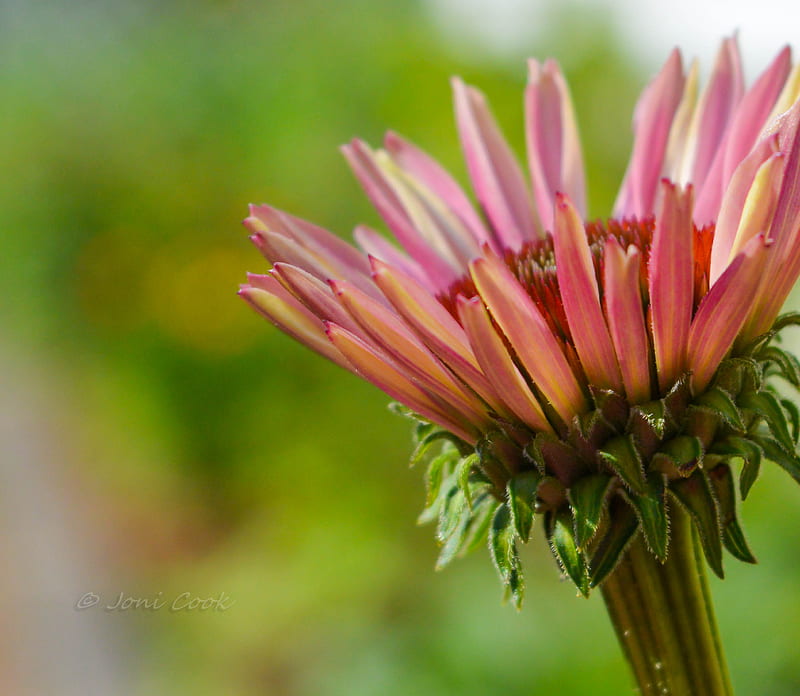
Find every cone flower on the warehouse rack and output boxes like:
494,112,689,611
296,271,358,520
240,38,800,612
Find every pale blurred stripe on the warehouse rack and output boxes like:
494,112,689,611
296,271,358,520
0,346,133,696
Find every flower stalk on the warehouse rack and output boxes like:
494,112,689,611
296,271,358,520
601,506,733,695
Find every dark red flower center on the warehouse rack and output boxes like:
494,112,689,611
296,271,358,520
439,217,715,345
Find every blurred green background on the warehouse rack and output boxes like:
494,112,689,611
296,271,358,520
2,1,800,694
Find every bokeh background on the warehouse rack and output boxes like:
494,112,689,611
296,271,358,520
3,1,800,694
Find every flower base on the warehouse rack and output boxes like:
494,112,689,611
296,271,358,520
601,506,733,695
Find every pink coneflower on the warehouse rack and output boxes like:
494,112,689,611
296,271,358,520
240,38,800,604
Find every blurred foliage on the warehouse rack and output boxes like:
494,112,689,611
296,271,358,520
3,0,800,695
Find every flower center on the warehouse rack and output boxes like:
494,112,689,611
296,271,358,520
439,217,715,344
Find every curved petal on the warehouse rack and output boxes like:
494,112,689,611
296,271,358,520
353,224,435,292
325,322,479,444
369,258,503,408
688,235,770,392
709,134,781,282
614,49,685,218
553,194,623,392
470,250,587,422
239,282,353,372
383,131,494,250
457,296,553,432
649,180,694,393
453,77,541,246
525,59,586,230
342,139,460,287
603,238,652,404
331,279,493,426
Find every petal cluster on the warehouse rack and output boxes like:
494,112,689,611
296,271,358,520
242,39,800,446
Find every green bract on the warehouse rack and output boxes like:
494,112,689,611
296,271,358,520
408,314,800,607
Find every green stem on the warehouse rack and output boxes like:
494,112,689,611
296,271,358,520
600,506,733,695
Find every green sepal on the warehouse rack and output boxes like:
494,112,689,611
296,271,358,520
458,494,500,557
456,453,479,507
652,435,703,478
489,503,524,608
695,387,745,430
769,311,800,334
409,427,452,468
436,490,497,570
598,435,647,494
670,470,724,578
435,495,471,570
627,400,666,459
436,486,466,543
754,434,800,485
546,508,590,597
526,431,585,484
423,449,457,509
708,436,763,500
706,464,757,564
507,470,541,542
589,497,640,588
568,474,614,549
662,373,692,431
712,358,746,396
625,473,670,562
779,397,800,444
758,345,800,387
588,386,629,432
739,389,794,451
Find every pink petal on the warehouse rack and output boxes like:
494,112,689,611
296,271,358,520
741,101,800,337
383,131,494,250
709,134,781,283
553,194,623,392
689,37,744,187
353,224,435,292
469,251,588,423
372,152,482,268
331,279,492,426
603,238,652,404
238,284,352,372
325,322,479,444
247,208,385,303
369,258,503,408
721,46,791,187
526,59,586,231
649,180,695,393
615,49,685,218
688,235,770,392
457,296,552,432
452,77,541,247
271,263,362,334
342,139,460,287
249,204,371,277
693,43,789,226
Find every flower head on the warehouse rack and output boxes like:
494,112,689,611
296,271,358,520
241,38,800,604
